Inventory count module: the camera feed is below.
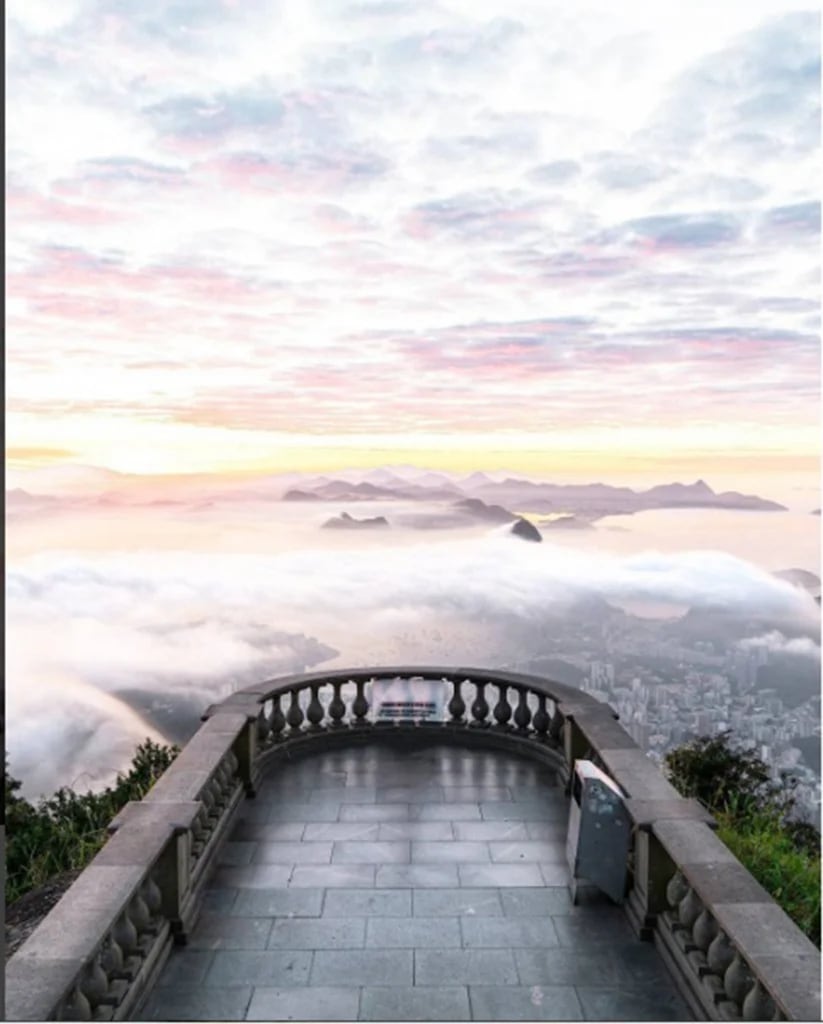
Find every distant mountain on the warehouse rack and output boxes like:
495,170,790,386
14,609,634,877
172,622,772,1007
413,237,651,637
510,517,542,542
321,512,390,530
282,489,322,501
453,498,516,523
539,515,594,530
773,569,821,594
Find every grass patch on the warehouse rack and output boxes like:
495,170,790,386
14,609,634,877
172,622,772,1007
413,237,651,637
5,739,179,906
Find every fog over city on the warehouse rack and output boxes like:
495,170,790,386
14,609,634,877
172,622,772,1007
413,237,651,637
6,465,820,799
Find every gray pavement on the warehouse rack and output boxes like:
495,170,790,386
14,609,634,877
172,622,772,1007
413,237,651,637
141,743,691,1021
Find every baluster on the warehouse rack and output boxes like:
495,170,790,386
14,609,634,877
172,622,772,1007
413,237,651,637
62,985,92,1022
470,681,490,726
724,953,754,1008
78,956,109,1012
513,689,531,732
532,694,550,737
307,684,324,728
286,689,305,730
142,876,163,923
678,885,702,931
112,911,139,959
352,679,369,722
257,708,270,743
329,682,346,727
492,684,512,728
707,929,735,977
742,980,775,1021
665,870,689,911
129,892,151,936
99,934,124,978
269,695,286,738
448,679,466,723
548,702,564,742
693,908,718,952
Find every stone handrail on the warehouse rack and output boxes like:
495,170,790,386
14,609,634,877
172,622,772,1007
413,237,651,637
5,667,820,1021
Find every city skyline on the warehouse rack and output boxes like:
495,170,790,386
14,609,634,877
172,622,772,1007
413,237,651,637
6,1,820,487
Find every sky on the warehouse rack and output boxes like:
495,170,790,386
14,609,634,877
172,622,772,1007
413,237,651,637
5,0,821,487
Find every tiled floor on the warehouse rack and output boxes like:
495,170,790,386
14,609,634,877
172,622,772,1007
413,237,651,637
142,743,691,1021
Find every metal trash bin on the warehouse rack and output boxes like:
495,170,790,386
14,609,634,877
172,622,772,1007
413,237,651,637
565,759,631,904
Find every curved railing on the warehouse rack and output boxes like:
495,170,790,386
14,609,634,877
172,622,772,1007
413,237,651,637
5,667,820,1022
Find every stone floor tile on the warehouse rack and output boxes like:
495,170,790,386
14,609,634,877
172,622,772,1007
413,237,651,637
267,802,342,822
304,822,381,841
539,863,571,887
365,915,462,948
575,986,690,1021
376,786,446,802
218,842,258,867
525,822,568,841
415,948,518,986
311,949,413,987
480,802,564,822
458,863,544,888
267,917,366,949
204,950,313,987
461,917,559,949
500,889,575,918
213,864,293,889
489,841,566,863
201,887,239,913
246,986,361,1021
254,841,333,864
411,803,482,821
140,986,252,1021
441,786,513,801
153,949,215,987
360,985,470,1021
411,840,491,863
552,911,632,947
340,803,411,822
376,864,460,888
332,840,410,864
230,887,324,917
378,821,454,841
309,785,377,803
290,865,375,888
412,888,503,918
187,914,274,950
453,821,529,841
514,948,618,986
323,888,412,917
469,984,583,1021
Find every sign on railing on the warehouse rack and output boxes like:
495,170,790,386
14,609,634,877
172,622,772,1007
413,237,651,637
368,675,448,721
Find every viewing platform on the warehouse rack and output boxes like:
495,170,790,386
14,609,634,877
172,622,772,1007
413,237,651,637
5,668,821,1021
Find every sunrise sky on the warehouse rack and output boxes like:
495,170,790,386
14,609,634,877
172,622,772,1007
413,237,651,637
6,1,821,486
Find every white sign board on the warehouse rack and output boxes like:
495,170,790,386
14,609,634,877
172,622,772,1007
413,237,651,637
368,677,448,722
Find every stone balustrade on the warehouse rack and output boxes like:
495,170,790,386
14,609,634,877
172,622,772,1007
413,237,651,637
5,667,820,1021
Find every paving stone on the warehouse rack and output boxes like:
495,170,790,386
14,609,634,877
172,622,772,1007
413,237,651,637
376,864,460,888
201,887,239,913
539,863,571,886
377,786,446,802
469,985,583,1021
205,949,313,987
489,841,566,863
187,914,274,950
441,786,513,801
459,864,545,888
267,917,367,949
268,802,342,822
575,986,689,1021
480,801,565,822
365,916,462,948
290,865,376,888
254,841,333,864
323,888,412,917
213,863,293,889
304,822,381,841
230,887,324,917
153,949,215,987
141,986,253,1021
453,821,529,841
246,986,360,1021
552,911,633,948
332,840,410,864
411,803,482,821
514,948,618,986
360,985,470,1021
461,917,560,949
501,889,576,918
311,949,413,986
218,841,257,866
309,785,377,802
413,889,503,918
525,822,568,841
411,840,491,863
378,821,454,841
233,822,307,842
340,803,411,822
415,949,518,986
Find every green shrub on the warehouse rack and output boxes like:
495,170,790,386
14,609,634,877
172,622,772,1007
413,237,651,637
5,739,179,905
665,732,821,947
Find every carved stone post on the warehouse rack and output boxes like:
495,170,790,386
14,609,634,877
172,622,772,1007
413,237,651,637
626,825,676,939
